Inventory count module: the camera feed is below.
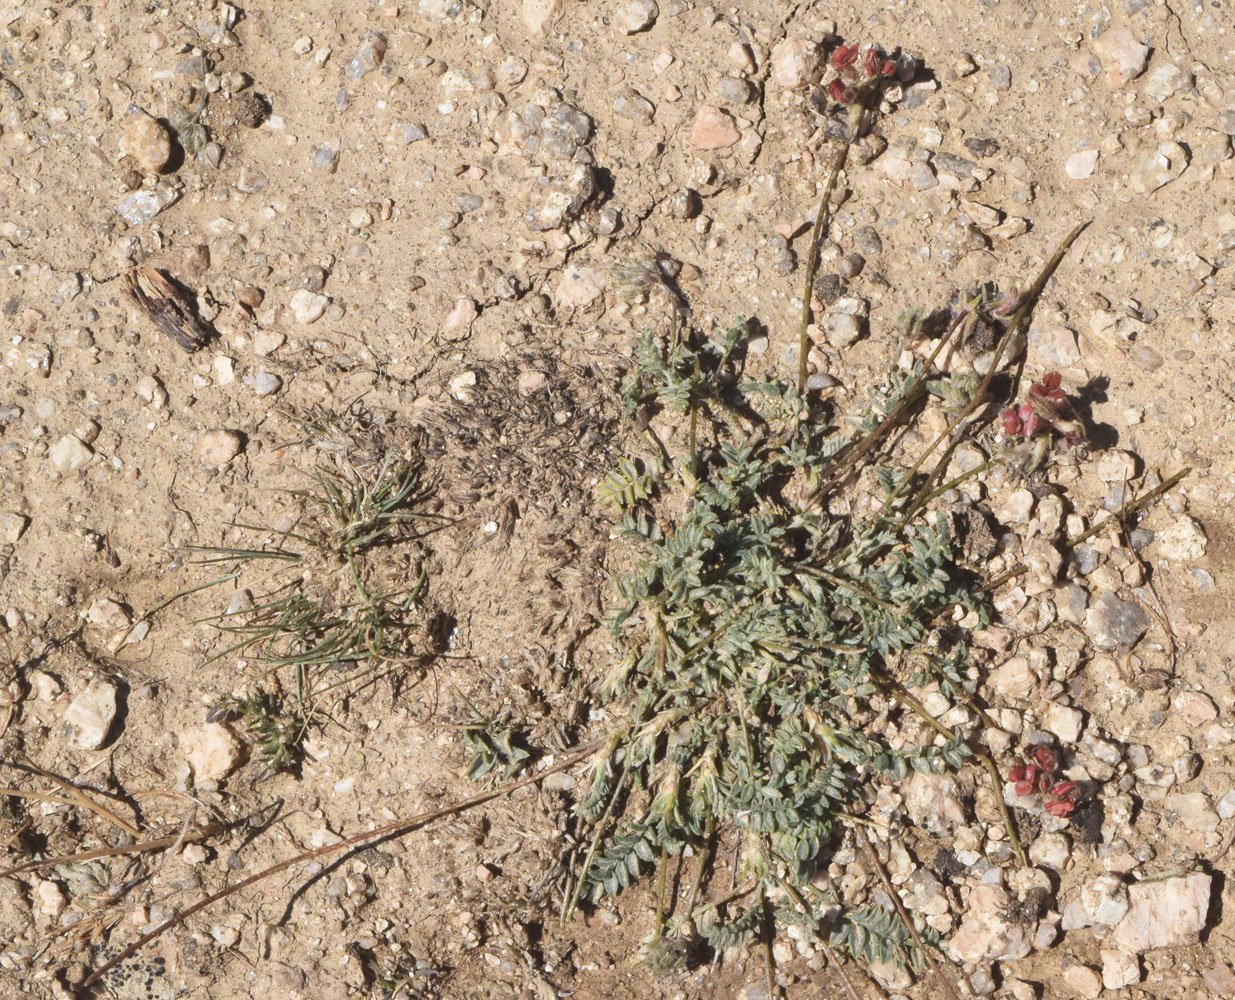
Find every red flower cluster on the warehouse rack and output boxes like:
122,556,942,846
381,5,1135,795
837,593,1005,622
1008,744,1081,818
826,43,896,104
999,400,1045,439
999,372,1084,448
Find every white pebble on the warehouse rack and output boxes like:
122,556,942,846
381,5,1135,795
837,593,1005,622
289,289,329,324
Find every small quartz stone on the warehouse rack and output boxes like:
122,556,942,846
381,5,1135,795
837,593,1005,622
770,38,825,89
1129,142,1189,194
1111,873,1211,952
1092,29,1149,88
0,512,28,544
1066,149,1099,179
449,370,477,402
1062,964,1102,1000
991,656,1036,700
87,598,130,629
1029,325,1081,366
184,723,245,781
1082,874,1130,926
691,105,741,149
197,429,245,465
1045,704,1083,743
1097,449,1137,482
253,331,285,357
1165,792,1219,833
1029,832,1071,869
51,434,94,472
64,678,119,750
444,297,478,336
120,110,172,174
824,312,862,348
522,0,563,34
616,0,657,34
555,266,606,308
116,185,179,225
1142,63,1190,103
290,289,329,324
1101,950,1140,990
1173,690,1217,726
1154,516,1206,561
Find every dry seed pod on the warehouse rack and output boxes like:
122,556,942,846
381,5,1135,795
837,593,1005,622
123,266,213,352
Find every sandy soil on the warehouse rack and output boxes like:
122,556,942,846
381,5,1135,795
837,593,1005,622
2,1,1234,998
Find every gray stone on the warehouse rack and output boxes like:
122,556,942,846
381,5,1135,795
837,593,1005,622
116,185,180,225
402,123,428,144
344,33,386,81
1085,592,1151,650
716,76,756,104
989,65,1012,91
295,265,328,292
935,151,977,177
252,372,282,396
968,966,997,996
525,164,596,231
311,141,340,172
853,225,883,255
909,161,938,190
540,103,592,160
613,87,655,123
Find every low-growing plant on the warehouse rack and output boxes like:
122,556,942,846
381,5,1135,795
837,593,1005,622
154,410,441,775
561,36,1095,993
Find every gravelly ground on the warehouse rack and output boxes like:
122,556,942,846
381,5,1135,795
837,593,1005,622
2,2,1234,998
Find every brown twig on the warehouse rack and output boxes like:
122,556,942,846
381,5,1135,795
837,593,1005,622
85,745,597,987
0,822,225,881
857,825,960,1000
880,674,1026,866
1,817,31,853
5,759,140,837
979,467,1190,594
775,875,871,1000
797,134,856,393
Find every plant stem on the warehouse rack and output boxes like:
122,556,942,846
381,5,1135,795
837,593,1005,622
86,743,599,987
856,825,961,1000
883,677,1026,866
797,138,854,392
654,846,670,938
562,765,630,926
775,875,870,1000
